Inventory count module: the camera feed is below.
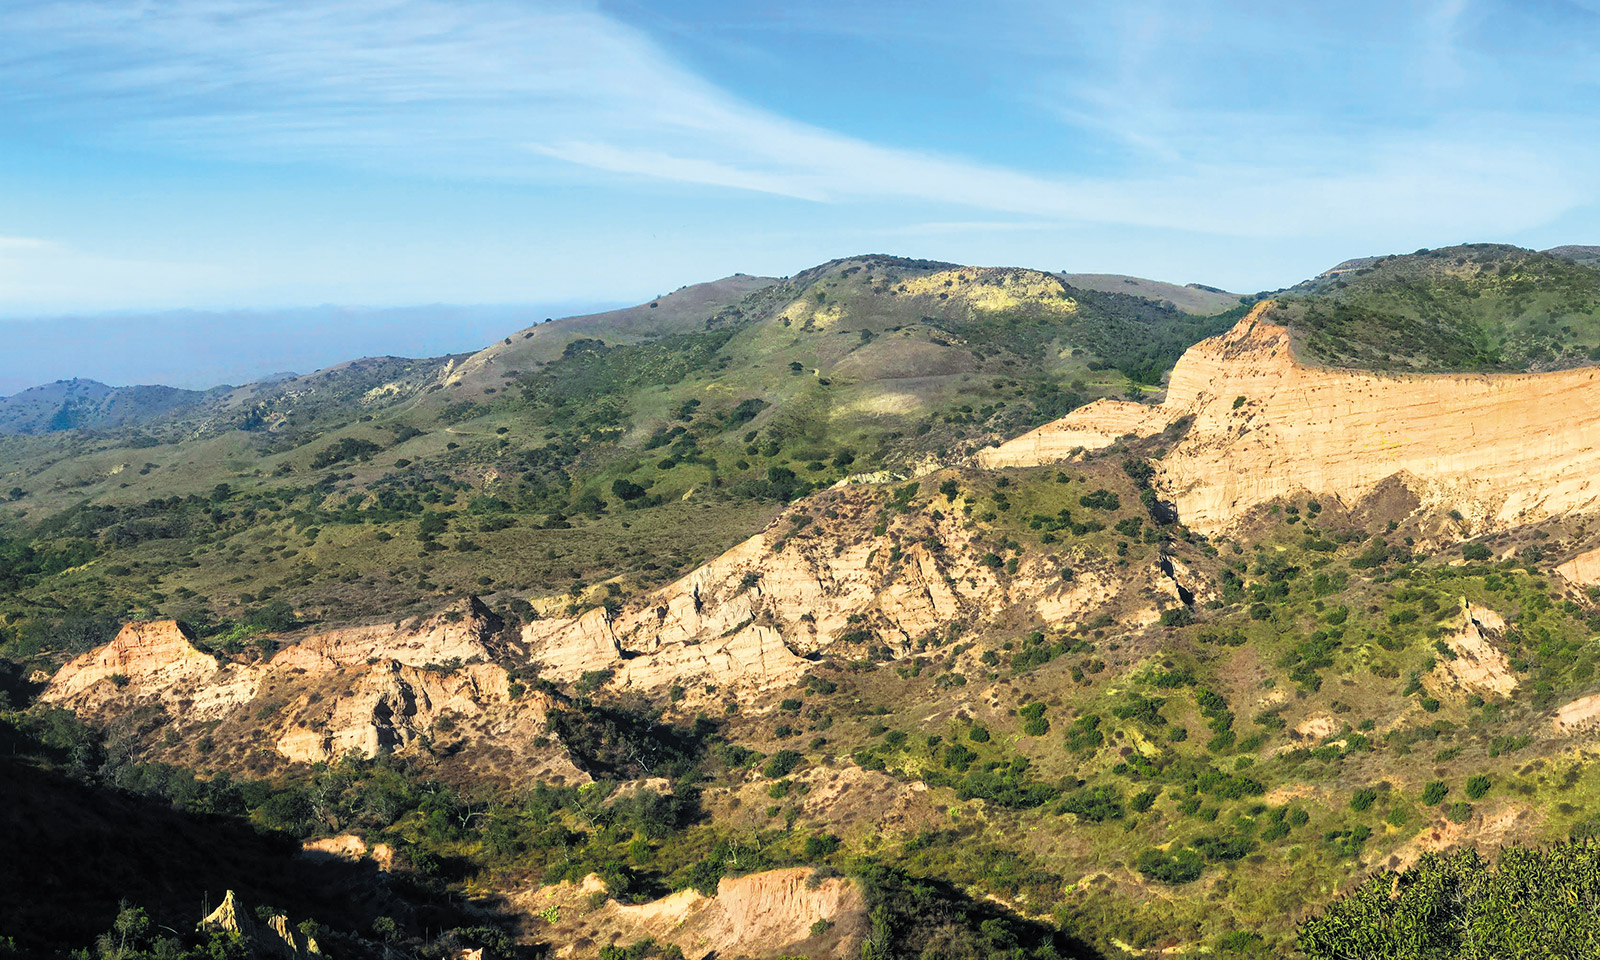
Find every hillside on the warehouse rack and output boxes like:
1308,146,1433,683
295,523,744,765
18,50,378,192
1547,244,1600,268
9,246,1600,958
0,379,218,435
1277,243,1600,372
1058,273,1243,315
0,255,1238,650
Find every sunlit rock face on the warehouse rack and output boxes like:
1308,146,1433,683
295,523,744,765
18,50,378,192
984,302,1600,535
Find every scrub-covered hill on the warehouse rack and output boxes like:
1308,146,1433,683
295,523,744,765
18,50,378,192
1277,243,1600,372
11,244,1600,959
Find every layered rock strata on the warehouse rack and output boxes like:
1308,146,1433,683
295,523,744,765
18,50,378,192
982,303,1600,534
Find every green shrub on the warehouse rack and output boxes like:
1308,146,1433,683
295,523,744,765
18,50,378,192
1300,843,1600,960
1078,489,1120,512
803,833,841,859
1193,834,1256,862
1064,715,1104,753
1059,785,1124,822
1135,847,1204,884
763,750,803,779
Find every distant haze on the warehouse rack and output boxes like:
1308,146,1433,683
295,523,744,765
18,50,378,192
0,303,620,395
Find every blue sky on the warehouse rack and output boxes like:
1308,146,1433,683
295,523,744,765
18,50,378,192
2,0,1599,387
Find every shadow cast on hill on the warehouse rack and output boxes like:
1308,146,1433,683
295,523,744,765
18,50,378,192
0,756,522,955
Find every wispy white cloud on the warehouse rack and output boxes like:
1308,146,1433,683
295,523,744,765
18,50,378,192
1,0,1595,250
0,235,58,251
871,221,1069,237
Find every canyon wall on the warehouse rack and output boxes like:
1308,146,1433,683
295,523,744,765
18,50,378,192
982,303,1600,534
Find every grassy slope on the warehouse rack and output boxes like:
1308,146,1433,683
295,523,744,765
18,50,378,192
1278,243,1600,371
0,380,219,436
701,458,1600,956
1059,273,1243,316
0,256,1232,672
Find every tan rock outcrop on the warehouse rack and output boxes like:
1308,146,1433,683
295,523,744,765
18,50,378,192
982,302,1600,534
1429,600,1516,699
199,889,254,939
48,620,217,701
523,486,1116,695
1034,569,1116,623
980,398,1164,467
536,866,862,959
44,600,586,780
298,832,393,871
43,620,261,720
199,890,322,958
1554,692,1600,732
1391,804,1532,873
299,834,369,862
1556,547,1600,588
274,661,515,764
688,868,857,951
1295,715,1341,741
271,597,506,674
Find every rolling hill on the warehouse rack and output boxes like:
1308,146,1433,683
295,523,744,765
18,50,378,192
7,245,1600,959
1275,242,1600,372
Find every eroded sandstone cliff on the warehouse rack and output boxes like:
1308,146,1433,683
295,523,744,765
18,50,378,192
524,866,863,959
982,303,1600,534
42,599,582,780
523,483,1185,698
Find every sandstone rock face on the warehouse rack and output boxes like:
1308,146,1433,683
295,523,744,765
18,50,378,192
1554,692,1600,732
273,661,518,764
44,600,584,781
979,398,1163,467
523,486,1126,696
198,889,253,939
536,866,862,959
48,620,216,700
299,834,370,863
692,868,858,951
43,620,260,720
1429,601,1516,699
982,303,1600,534
200,890,322,958
1556,548,1600,588
270,597,506,674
